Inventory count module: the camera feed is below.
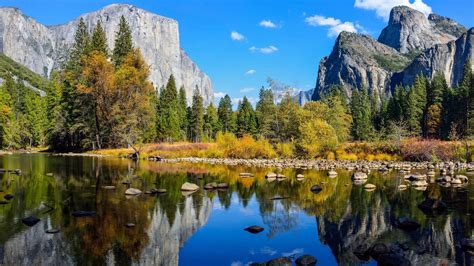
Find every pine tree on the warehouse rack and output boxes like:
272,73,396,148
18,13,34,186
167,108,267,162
177,86,188,140
406,75,427,136
203,103,219,140
90,20,109,56
68,18,90,71
217,95,234,132
112,16,133,67
255,87,276,139
156,75,180,141
189,88,204,142
236,96,257,137
423,73,446,138
350,87,373,141
0,75,20,149
460,60,474,137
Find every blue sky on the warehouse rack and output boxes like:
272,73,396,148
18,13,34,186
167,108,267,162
2,0,474,105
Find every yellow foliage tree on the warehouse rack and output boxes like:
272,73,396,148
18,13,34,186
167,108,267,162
298,118,338,158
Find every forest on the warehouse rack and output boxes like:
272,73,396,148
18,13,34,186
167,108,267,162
0,17,473,160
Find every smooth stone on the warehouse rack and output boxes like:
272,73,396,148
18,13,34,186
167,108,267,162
22,216,40,226
396,217,420,231
102,186,116,189
125,188,142,195
411,180,428,187
125,223,136,228
296,174,305,179
364,183,376,190
4,194,13,200
266,257,292,266
295,254,317,266
46,173,53,176
328,170,337,177
244,225,264,234
217,183,229,188
398,184,407,190
266,172,277,178
310,185,323,194
181,182,199,191
353,172,368,180
276,174,287,179
456,175,468,182
72,211,96,217
156,188,167,193
46,228,60,234
204,183,217,190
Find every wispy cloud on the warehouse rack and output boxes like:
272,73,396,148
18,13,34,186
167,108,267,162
259,20,278,28
240,87,255,93
245,69,256,75
250,45,278,54
230,31,245,41
354,0,432,21
305,15,358,37
214,92,226,99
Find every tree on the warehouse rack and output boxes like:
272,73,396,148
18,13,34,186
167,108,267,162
274,93,300,142
426,104,442,138
156,75,180,141
255,87,276,139
406,75,427,136
321,90,352,142
90,20,109,56
204,103,219,140
189,88,204,142
112,16,133,67
236,96,257,137
68,18,90,71
350,87,373,140
217,95,234,133
177,86,188,140
423,73,446,138
0,75,20,149
298,118,338,158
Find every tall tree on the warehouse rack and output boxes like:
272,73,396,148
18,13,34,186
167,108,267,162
112,16,133,67
177,86,188,140
156,75,180,141
189,88,204,142
406,75,427,136
68,18,90,71
255,87,276,139
423,73,446,138
275,93,300,142
217,95,234,133
236,96,257,137
90,20,109,56
203,103,219,140
350,87,373,141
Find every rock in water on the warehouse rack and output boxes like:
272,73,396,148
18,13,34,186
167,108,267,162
0,4,213,105
244,225,264,234
396,217,421,231
125,223,136,228
3,194,13,200
72,211,96,217
46,228,60,234
22,216,40,226
266,172,277,179
125,188,142,195
181,182,199,191
295,254,317,266
418,198,447,214
266,257,292,266
310,185,323,194
352,172,368,180
217,183,229,189
364,184,376,190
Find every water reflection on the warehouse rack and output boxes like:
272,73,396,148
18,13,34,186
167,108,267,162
0,154,472,265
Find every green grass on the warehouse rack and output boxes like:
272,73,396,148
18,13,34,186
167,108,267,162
373,54,410,72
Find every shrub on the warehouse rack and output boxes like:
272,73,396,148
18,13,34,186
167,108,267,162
275,142,296,158
212,132,276,159
298,118,338,158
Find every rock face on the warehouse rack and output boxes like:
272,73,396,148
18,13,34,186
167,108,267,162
378,6,465,53
312,5,471,101
0,4,213,104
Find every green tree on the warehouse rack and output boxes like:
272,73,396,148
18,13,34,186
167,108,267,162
406,75,427,136
423,73,446,138
298,118,338,158
236,96,257,137
112,16,133,67
255,87,276,139
217,95,234,133
350,87,373,141
274,93,300,142
189,88,204,142
204,103,219,140
156,75,180,141
68,18,90,71
177,86,188,140
90,20,109,56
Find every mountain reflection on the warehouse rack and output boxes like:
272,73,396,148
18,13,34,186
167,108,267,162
0,154,472,265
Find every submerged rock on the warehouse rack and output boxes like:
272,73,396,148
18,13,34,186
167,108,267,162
125,188,142,195
266,257,292,266
3,194,13,200
21,216,40,227
46,228,60,234
396,217,420,231
181,182,199,191
295,254,317,266
72,211,96,217
310,185,323,194
244,225,264,234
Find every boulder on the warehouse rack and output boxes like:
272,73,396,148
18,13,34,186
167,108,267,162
295,254,317,266
296,174,305,179
125,188,142,195
328,170,337,177
364,183,376,190
353,172,368,180
411,180,428,187
181,182,199,191
244,225,264,234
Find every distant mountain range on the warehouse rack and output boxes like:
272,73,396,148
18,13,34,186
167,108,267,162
0,4,213,104
312,5,473,101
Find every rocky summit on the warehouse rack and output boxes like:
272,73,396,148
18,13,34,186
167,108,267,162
0,4,213,104
312,5,473,100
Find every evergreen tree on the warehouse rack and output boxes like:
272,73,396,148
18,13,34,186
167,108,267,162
112,16,133,67
0,75,20,149
350,87,373,141
406,75,427,136
189,88,204,142
68,18,90,71
156,75,180,141
423,73,446,138
177,86,188,140
236,96,257,137
255,87,276,139
204,103,219,140
460,60,474,137
90,20,109,56
217,95,234,132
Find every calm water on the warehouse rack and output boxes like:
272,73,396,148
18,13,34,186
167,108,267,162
0,154,472,265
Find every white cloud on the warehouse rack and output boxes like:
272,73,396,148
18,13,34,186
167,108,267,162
354,0,432,21
245,69,256,75
250,45,278,54
259,20,278,28
305,15,358,37
214,92,226,99
230,31,245,41
240,87,255,93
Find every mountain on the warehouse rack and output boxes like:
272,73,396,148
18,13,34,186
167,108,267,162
0,4,213,104
312,5,472,101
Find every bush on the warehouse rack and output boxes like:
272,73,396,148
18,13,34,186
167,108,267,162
275,142,296,158
298,119,338,158
211,132,276,159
